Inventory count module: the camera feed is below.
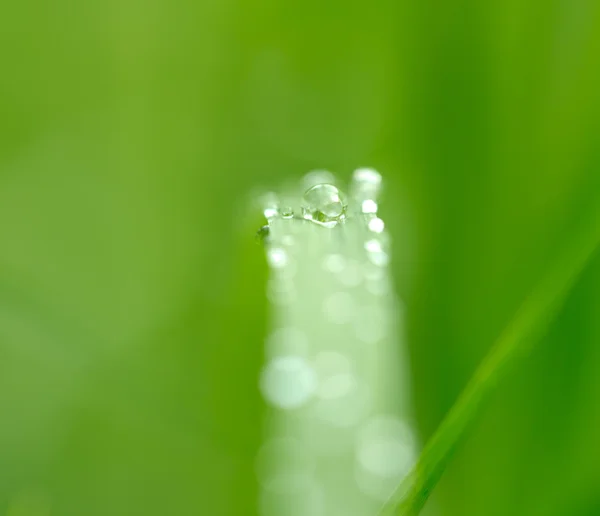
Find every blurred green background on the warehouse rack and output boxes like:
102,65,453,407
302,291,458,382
1,1,599,515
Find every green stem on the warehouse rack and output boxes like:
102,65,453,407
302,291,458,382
380,207,600,516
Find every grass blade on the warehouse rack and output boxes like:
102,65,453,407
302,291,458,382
380,204,600,516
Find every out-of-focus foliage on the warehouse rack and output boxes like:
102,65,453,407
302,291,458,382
0,1,599,515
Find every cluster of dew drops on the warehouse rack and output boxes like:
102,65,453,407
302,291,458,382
254,168,419,513
258,167,385,241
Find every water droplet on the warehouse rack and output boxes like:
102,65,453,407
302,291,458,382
364,239,389,267
352,168,382,199
281,206,294,219
361,199,378,214
364,239,382,253
260,355,318,410
301,184,347,226
368,217,385,233
267,247,288,268
261,192,280,221
256,225,270,244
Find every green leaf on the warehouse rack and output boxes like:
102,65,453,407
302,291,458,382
380,200,600,516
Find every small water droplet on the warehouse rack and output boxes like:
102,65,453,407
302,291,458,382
256,225,270,244
352,168,382,215
260,355,318,410
361,199,378,214
267,247,289,268
368,217,385,233
352,168,382,195
364,239,383,253
281,206,294,219
301,184,347,226
261,192,280,221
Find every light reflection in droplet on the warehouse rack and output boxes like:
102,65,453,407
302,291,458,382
353,167,382,189
364,239,389,267
368,250,389,267
260,356,317,410
364,239,382,253
264,207,278,219
368,217,385,233
351,168,383,208
281,206,294,219
301,184,347,226
361,199,378,214
261,192,280,220
267,247,288,268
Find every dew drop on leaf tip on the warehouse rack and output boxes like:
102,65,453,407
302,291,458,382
301,183,348,227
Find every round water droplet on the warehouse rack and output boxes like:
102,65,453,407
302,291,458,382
260,355,318,410
267,247,289,268
261,192,280,221
256,225,270,244
368,217,385,233
301,184,347,226
352,168,382,211
353,167,382,192
361,199,378,214
281,206,294,219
